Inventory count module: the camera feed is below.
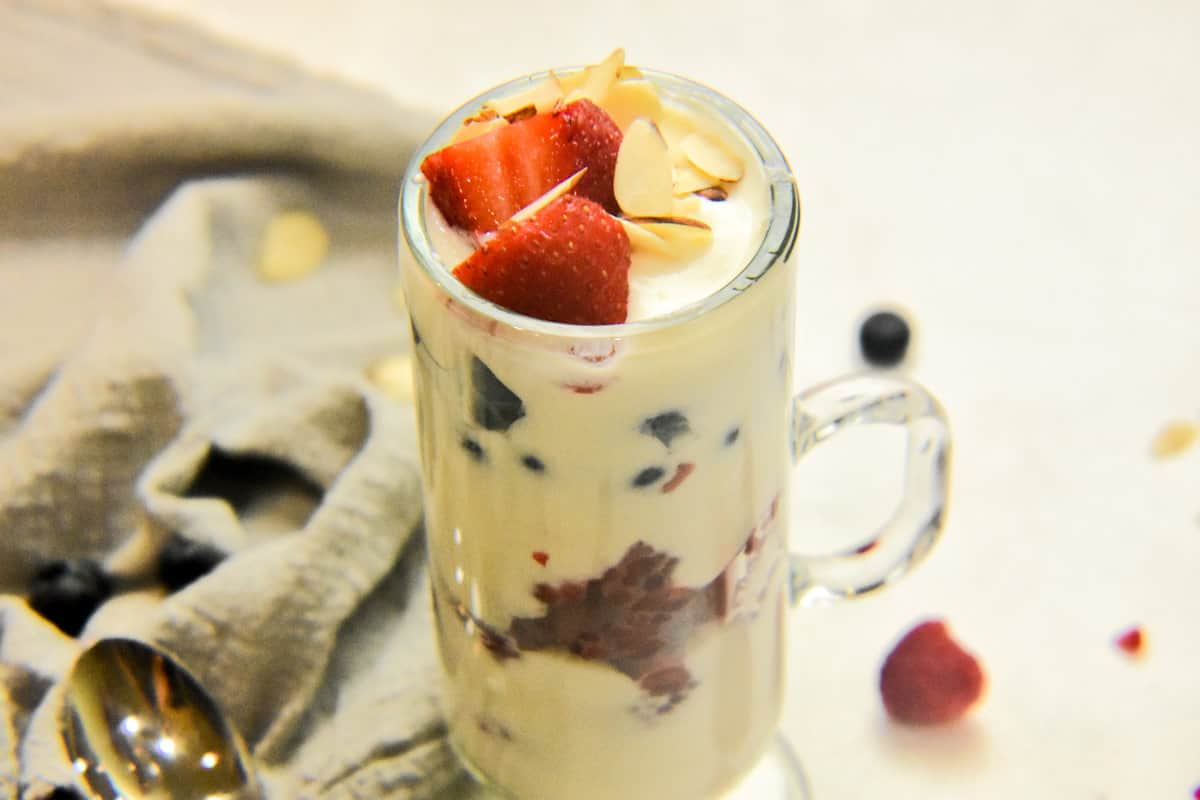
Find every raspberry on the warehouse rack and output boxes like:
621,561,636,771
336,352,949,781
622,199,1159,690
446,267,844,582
1114,625,1145,657
880,619,985,725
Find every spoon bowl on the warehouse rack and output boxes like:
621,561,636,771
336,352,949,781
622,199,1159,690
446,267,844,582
62,637,259,800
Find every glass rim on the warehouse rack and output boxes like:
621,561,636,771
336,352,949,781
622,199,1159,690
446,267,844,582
399,66,800,340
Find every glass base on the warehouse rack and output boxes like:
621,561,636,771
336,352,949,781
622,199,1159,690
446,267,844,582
437,734,810,799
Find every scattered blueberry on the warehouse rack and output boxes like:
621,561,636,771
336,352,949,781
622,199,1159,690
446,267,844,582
471,357,525,432
46,789,86,800
185,447,323,515
724,427,740,446
859,309,911,367
461,435,486,462
521,454,545,473
640,411,690,448
632,466,666,488
158,534,226,593
27,559,112,638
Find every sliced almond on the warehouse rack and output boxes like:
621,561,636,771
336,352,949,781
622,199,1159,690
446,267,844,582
657,106,695,166
681,131,744,182
614,117,674,217
618,216,672,257
601,78,662,132
624,216,713,259
450,115,509,144
672,163,719,195
563,48,624,105
672,194,702,219
482,74,564,120
367,354,415,404
695,185,729,201
257,210,330,283
618,65,644,80
463,107,499,125
509,168,587,224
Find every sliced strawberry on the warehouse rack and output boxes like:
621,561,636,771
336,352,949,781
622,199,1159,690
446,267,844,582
555,99,623,213
452,194,630,325
879,619,986,725
422,100,623,233
421,113,575,232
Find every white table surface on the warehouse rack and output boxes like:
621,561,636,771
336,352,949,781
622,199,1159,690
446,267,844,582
122,1,1200,797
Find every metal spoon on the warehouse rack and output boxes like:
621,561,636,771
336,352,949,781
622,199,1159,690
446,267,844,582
62,637,260,800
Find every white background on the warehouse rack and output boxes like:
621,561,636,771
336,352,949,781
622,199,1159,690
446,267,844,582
122,1,1200,796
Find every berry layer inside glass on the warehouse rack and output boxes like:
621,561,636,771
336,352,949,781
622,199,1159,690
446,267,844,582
400,62,798,800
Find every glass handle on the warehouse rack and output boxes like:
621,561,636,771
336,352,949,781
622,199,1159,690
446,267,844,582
787,373,952,606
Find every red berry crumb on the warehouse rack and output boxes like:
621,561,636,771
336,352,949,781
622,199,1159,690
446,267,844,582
1192,784,1199,800
880,619,985,725
1114,625,1145,657
532,551,549,567
661,463,695,493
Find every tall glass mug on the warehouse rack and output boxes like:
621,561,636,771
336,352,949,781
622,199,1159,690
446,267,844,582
398,68,951,800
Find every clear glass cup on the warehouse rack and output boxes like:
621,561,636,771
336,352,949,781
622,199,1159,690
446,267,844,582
398,68,951,800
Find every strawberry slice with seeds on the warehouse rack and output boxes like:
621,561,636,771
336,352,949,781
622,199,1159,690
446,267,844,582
556,99,623,214
421,100,623,233
452,194,631,325
421,113,575,232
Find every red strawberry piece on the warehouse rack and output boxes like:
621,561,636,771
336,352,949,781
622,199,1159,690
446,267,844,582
532,551,549,566
453,194,631,325
880,619,985,725
555,99,622,213
421,100,623,233
1114,625,1145,657
421,113,576,232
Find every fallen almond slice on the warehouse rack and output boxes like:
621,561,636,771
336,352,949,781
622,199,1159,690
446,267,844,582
617,217,672,257
602,79,662,132
681,131,744,182
614,117,674,217
625,216,713,259
509,168,587,224
367,354,415,404
673,163,720,195
483,74,565,119
450,115,509,144
257,210,330,283
1151,419,1198,459
564,48,625,105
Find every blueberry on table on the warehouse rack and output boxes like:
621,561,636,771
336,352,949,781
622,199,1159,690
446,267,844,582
859,310,911,367
158,534,227,592
46,788,86,800
27,559,112,638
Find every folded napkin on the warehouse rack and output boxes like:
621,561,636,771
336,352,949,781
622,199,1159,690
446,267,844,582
0,1,461,796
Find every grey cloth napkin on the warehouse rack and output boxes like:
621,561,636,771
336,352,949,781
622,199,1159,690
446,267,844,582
0,1,461,797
